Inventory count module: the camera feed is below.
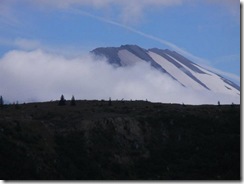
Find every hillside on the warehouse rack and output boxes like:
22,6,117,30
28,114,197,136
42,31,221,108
0,100,240,180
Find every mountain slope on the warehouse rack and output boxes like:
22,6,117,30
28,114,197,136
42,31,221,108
91,45,240,99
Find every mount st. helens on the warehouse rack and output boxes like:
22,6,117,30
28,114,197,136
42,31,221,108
91,45,240,102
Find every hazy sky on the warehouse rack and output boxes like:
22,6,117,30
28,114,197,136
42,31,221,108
0,0,241,103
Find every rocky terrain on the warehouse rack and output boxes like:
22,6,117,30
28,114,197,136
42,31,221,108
0,100,240,180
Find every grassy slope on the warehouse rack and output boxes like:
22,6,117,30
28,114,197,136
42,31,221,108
0,100,240,180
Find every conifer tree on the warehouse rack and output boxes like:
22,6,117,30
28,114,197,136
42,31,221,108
70,95,76,106
0,96,3,107
218,101,220,106
108,97,112,106
58,95,66,106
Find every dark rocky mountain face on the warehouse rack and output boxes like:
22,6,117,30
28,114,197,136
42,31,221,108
92,47,122,66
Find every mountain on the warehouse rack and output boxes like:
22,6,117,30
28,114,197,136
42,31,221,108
91,45,240,99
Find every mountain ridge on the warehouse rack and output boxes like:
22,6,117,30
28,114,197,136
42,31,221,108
91,45,240,99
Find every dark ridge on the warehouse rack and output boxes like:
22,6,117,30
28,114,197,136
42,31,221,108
225,86,232,90
167,50,240,91
149,48,210,90
92,45,185,86
120,45,164,69
120,45,186,86
149,48,183,68
0,101,240,180
163,50,207,74
220,77,240,91
91,47,121,66
183,70,210,90
121,45,153,63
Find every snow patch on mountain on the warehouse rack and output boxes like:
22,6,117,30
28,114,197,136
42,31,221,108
149,50,239,96
148,51,205,90
91,45,240,104
118,49,142,66
190,64,239,95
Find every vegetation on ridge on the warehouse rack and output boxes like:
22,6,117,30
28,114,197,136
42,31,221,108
0,100,240,180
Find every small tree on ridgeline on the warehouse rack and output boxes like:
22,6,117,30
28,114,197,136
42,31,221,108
108,97,112,106
0,96,3,107
218,101,220,106
70,95,76,106
58,95,66,106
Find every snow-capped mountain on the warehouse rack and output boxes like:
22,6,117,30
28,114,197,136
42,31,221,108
91,45,240,99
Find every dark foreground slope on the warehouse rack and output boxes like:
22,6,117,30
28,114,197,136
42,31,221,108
0,100,240,180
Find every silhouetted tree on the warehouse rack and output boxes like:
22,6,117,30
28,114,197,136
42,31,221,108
15,101,20,109
218,101,220,106
70,95,76,106
58,95,66,106
108,97,112,106
0,96,3,107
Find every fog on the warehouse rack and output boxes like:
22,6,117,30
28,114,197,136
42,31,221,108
0,49,240,104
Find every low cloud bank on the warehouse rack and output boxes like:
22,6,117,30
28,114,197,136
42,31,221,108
0,49,240,104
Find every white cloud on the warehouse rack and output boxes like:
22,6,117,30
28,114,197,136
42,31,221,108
0,49,239,104
0,35,239,85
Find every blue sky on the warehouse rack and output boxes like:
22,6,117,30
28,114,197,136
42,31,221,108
0,0,240,81
0,0,241,103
